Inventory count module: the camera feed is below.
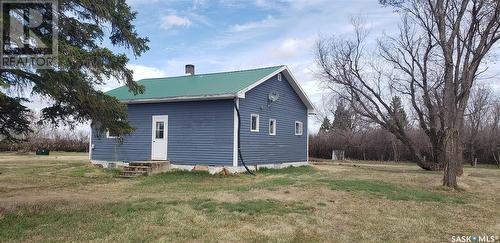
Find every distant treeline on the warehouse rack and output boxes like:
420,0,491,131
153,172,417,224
0,120,89,152
310,91,500,166
0,137,88,152
309,128,500,165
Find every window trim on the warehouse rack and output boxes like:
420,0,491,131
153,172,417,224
250,114,260,132
106,130,119,139
155,121,165,139
295,121,303,136
269,119,276,136
277,73,282,81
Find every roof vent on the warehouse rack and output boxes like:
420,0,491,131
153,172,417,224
185,64,195,75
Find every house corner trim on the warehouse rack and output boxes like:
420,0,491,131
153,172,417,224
232,98,239,167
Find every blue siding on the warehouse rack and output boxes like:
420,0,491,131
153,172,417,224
91,100,234,165
238,73,308,164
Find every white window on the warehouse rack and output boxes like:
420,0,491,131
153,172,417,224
277,73,282,81
269,119,276,136
251,114,259,132
295,121,303,136
155,121,165,139
106,129,119,138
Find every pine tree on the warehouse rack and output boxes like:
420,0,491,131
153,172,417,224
389,96,408,128
0,94,32,142
332,101,352,131
319,117,332,134
0,1,149,141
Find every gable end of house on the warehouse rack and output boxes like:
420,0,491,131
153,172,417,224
236,66,315,115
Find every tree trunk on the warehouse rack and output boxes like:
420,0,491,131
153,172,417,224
429,135,445,167
397,134,441,170
470,147,476,166
441,41,463,187
443,129,461,188
493,150,500,168
392,138,399,162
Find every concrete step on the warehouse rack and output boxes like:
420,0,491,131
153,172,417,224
119,170,147,178
119,161,170,178
124,166,152,172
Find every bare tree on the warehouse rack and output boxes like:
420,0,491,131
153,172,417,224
314,94,337,125
490,101,500,167
464,85,491,165
394,0,500,188
378,15,448,171
318,0,500,188
316,19,440,170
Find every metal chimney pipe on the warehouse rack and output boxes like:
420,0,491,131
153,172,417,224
185,64,195,75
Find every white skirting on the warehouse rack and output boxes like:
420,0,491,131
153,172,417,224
90,160,128,168
91,160,309,174
171,161,309,174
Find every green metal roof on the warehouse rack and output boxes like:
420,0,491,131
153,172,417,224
106,65,285,101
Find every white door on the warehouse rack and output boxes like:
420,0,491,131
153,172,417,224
151,115,168,160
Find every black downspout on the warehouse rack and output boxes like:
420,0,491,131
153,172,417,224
234,99,256,175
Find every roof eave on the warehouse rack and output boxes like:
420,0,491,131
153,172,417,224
119,93,237,104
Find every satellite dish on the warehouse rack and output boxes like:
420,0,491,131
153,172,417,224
268,91,279,102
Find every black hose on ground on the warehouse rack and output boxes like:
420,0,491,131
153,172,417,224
234,100,256,176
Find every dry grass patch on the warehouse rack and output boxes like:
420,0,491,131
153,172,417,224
0,153,499,242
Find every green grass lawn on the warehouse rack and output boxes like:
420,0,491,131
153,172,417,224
0,153,498,242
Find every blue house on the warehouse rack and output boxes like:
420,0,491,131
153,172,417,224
90,65,315,172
